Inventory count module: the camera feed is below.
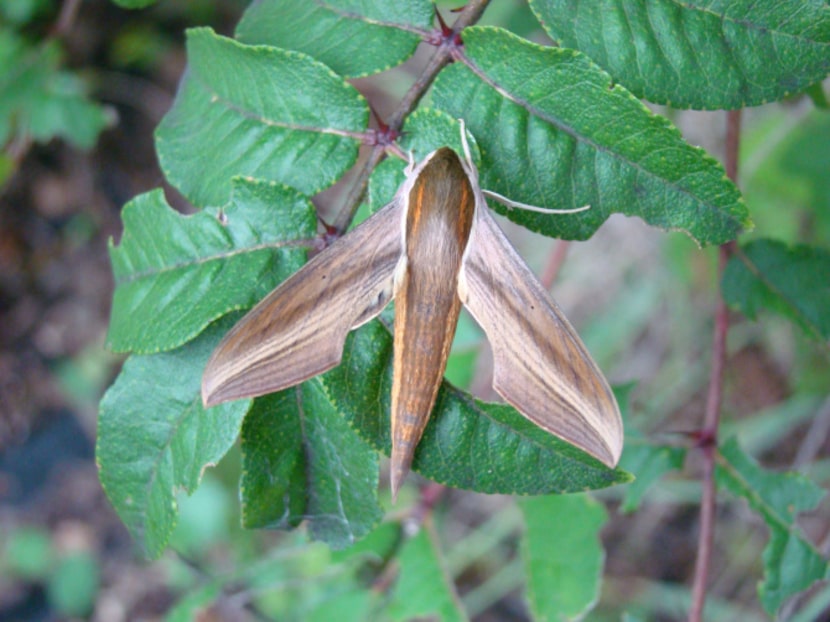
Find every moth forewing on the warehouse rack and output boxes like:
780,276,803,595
458,189,623,467
201,194,407,407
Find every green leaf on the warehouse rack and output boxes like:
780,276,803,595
97,317,250,558
715,437,829,614
156,28,368,207
398,108,480,164
170,542,376,621
0,152,13,186
240,383,382,550
387,525,467,622
323,321,632,495
723,239,830,341
307,588,377,622
432,26,749,245
0,32,107,149
741,109,830,244
107,180,316,354
169,475,232,555
806,81,829,109
619,434,686,513
1,0,48,24
2,527,54,579
47,552,99,618
278,544,372,619
331,520,403,567
236,0,434,78
166,584,223,622
530,0,830,110
519,494,607,621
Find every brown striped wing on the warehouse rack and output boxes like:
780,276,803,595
458,202,623,467
202,198,406,407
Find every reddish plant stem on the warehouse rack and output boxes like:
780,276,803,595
688,109,742,622
53,0,82,37
409,481,448,527
369,481,448,598
540,240,571,290
724,109,742,183
332,0,491,233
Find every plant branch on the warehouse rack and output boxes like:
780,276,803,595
53,0,82,38
688,108,741,622
331,0,492,233
408,481,448,528
540,240,571,291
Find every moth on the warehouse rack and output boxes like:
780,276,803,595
202,124,623,499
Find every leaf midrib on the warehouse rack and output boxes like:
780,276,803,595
114,239,315,286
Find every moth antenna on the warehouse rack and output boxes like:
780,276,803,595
456,118,588,216
458,118,473,164
405,150,417,174
456,118,482,186
483,189,592,215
